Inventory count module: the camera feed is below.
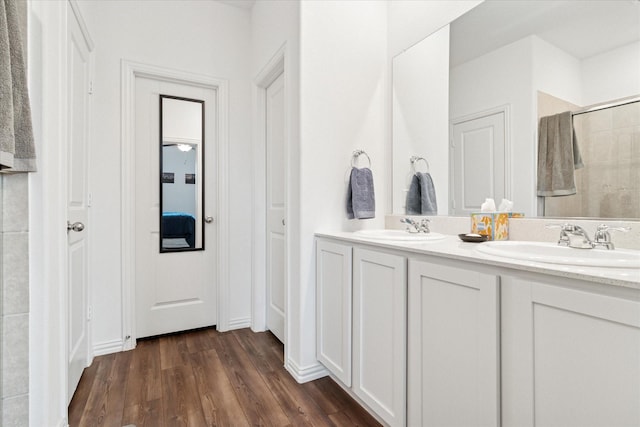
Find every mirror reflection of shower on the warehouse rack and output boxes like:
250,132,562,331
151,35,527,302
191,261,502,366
159,95,205,252
541,95,640,219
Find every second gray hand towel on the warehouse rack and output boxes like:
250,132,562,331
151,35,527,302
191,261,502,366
406,172,437,215
347,167,375,219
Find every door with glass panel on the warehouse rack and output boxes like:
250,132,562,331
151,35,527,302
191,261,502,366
134,77,217,338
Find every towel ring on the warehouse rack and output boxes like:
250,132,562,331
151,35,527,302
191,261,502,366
410,156,429,173
352,149,372,168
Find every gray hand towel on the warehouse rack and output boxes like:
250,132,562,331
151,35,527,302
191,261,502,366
406,172,437,215
0,0,36,173
347,167,375,219
536,111,582,196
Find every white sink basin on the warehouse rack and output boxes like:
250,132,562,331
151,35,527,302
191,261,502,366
476,241,640,268
354,229,446,242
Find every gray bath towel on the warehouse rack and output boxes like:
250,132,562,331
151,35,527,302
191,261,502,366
536,111,582,196
0,0,36,172
406,172,437,215
347,167,375,219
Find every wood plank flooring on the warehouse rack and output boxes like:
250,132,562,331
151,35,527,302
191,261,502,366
69,328,382,427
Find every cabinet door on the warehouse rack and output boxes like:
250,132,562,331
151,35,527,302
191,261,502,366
316,239,352,386
502,276,640,427
353,248,406,427
408,259,500,427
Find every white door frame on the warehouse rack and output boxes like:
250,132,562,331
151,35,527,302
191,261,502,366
252,44,288,334
449,104,511,213
121,60,230,349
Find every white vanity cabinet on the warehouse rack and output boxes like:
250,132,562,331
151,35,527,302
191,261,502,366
353,247,407,427
316,233,640,427
407,259,500,427
501,274,640,427
316,239,353,386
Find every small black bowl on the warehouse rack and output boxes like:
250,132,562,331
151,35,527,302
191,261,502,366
458,233,489,243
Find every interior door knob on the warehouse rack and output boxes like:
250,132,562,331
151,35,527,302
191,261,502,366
67,221,85,232
282,219,285,226
205,216,214,223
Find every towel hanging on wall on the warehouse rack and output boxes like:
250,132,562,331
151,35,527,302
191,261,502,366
347,150,375,219
406,172,437,215
536,111,583,196
0,0,37,173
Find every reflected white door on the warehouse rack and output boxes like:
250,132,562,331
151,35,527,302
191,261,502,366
134,77,217,338
266,72,286,343
451,111,506,215
67,5,91,404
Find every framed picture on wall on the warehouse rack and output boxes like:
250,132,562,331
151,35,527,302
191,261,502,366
162,172,175,183
185,173,196,184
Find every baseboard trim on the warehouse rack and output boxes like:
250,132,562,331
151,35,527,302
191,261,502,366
285,358,329,383
92,338,124,356
227,317,251,330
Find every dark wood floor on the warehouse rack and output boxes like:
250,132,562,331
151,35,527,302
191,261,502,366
69,327,381,427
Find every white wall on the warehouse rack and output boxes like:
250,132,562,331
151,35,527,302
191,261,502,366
388,0,482,58
77,0,253,350
582,41,640,106
451,36,535,215
392,25,450,214
249,0,300,345
532,36,583,107
295,0,388,380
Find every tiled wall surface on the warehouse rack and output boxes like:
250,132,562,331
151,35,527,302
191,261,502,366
2,1,31,423
1,174,29,426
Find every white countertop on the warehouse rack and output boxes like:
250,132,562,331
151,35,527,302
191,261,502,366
316,231,640,290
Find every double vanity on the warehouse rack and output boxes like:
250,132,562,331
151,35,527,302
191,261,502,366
315,227,640,426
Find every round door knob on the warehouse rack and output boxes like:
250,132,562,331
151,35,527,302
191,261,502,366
205,216,214,223
67,221,85,232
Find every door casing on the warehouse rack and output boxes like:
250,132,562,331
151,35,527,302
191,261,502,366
120,61,230,348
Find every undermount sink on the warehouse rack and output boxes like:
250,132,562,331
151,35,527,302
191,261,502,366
476,241,640,269
354,229,446,242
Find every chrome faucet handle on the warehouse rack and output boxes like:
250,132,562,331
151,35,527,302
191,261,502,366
593,224,630,250
418,218,431,233
546,223,593,248
545,223,572,246
401,217,419,233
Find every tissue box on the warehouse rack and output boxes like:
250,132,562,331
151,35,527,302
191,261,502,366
471,212,509,240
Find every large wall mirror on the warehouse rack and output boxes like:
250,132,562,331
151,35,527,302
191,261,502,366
392,0,640,219
160,95,205,252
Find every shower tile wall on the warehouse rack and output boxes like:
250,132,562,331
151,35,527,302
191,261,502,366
0,174,29,426
1,2,30,425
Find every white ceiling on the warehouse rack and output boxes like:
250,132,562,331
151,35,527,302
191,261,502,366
215,0,255,10
451,0,640,67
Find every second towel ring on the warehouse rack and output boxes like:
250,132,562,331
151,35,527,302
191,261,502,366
410,156,430,173
352,149,372,168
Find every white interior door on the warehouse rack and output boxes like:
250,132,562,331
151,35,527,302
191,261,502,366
451,111,506,215
134,77,217,338
266,72,286,343
67,5,91,403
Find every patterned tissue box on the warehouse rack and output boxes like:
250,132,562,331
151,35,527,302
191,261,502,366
471,212,510,240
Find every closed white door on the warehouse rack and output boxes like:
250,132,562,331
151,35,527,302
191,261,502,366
134,77,217,338
67,5,92,403
451,111,506,215
266,72,286,343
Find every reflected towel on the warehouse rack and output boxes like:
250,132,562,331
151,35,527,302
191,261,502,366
537,111,583,196
347,167,375,219
406,172,437,215
0,0,36,172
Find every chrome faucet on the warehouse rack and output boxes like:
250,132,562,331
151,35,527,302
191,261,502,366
401,217,431,234
592,224,630,250
547,223,630,250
